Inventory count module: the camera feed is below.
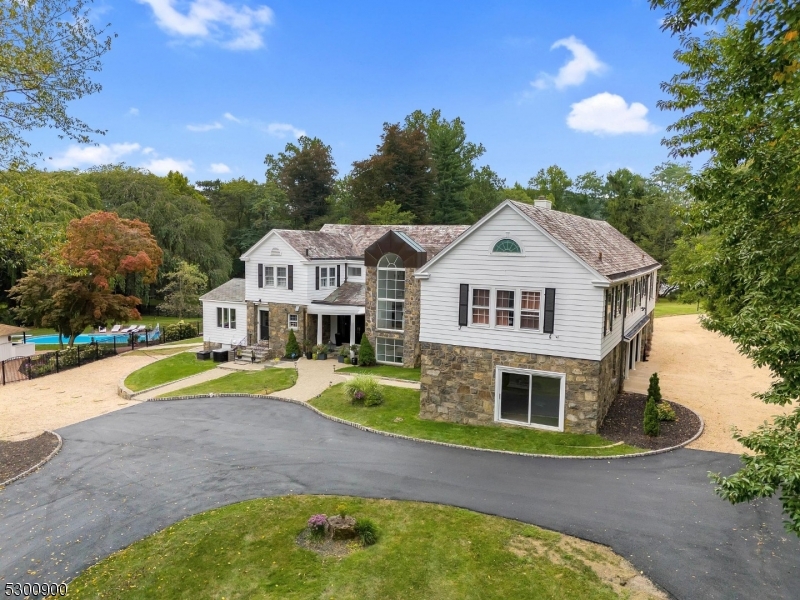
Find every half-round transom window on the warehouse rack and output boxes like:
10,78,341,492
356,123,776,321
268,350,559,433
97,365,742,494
493,239,521,253
378,253,404,269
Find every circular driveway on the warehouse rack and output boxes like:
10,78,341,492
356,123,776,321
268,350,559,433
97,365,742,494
1,397,797,599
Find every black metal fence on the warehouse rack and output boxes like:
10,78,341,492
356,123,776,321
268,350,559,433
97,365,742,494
1,323,202,386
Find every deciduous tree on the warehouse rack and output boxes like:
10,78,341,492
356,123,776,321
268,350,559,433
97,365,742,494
653,0,800,533
157,261,207,318
0,0,113,167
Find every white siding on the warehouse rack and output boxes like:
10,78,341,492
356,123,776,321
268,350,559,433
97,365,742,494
202,301,248,347
600,274,657,359
304,260,356,302
418,205,605,361
244,233,308,305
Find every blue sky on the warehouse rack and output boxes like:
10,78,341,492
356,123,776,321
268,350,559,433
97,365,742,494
36,0,685,185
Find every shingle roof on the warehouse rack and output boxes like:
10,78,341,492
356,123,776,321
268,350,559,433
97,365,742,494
0,324,28,337
511,201,660,280
312,281,365,306
199,278,246,303
274,224,469,261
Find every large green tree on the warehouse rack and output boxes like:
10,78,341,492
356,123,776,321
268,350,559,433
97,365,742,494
350,122,435,223
264,136,337,228
653,0,800,533
0,0,113,168
86,166,231,291
405,109,485,224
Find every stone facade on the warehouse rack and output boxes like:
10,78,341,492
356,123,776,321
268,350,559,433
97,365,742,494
364,265,421,368
419,342,614,434
246,301,306,358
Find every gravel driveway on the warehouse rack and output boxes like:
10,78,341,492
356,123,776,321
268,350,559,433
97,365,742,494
1,397,797,600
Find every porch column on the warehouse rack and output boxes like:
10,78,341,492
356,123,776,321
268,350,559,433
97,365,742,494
350,314,356,347
316,314,323,345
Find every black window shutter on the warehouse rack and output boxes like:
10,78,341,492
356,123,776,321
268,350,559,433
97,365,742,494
458,284,469,327
315,266,320,290
217,307,222,328
288,265,293,290
258,263,263,288
543,288,556,334
337,265,341,287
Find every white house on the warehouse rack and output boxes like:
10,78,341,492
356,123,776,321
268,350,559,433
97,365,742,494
202,198,659,434
0,324,35,362
414,199,659,434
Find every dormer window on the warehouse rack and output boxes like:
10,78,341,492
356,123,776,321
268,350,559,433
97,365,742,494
493,238,521,253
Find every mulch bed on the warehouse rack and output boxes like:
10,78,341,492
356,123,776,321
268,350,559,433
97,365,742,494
0,432,60,483
296,529,360,558
600,392,702,451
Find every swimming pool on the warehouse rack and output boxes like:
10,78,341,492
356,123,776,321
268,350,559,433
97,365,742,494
25,332,143,345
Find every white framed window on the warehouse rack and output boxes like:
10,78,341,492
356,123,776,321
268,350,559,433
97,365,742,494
288,314,298,330
495,290,515,327
217,307,236,329
320,266,336,288
277,266,287,288
377,253,405,331
264,266,274,287
492,238,522,253
376,337,403,364
494,366,565,432
471,288,490,326
520,291,541,330
347,266,362,278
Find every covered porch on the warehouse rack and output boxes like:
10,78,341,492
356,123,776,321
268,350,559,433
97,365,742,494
308,281,366,348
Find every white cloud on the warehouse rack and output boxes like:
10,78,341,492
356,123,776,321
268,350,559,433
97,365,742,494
265,122,305,139
210,162,231,173
566,93,658,135
128,107,140,117
138,0,274,50
142,157,195,175
532,36,606,90
49,142,142,168
223,112,241,123
186,121,223,132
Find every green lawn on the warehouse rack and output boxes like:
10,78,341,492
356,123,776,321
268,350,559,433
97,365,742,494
336,364,421,381
158,367,297,398
65,495,630,600
310,384,640,457
653,300,702,318
124,352,217,392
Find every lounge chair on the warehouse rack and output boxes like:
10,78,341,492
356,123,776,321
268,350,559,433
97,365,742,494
98,326,107,333
110,324,121,332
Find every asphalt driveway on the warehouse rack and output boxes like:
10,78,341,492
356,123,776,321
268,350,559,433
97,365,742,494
0,397,797,599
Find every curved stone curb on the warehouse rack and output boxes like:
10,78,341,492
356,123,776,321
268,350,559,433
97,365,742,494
148,393,705,460
0,431,63,488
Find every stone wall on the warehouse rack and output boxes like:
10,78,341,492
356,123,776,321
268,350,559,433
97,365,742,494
597,342,622,425
364,265,421,368
246,301,305,357
419,342,608,434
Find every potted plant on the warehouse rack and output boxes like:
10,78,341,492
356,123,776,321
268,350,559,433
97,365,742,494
338,345,349,363
314,344,328,360
304,339,314,360
350,344,359,366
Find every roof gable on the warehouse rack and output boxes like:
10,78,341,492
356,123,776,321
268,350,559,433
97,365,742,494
364,230,429,268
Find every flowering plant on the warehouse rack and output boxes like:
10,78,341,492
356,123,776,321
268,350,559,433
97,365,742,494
307,514,328,539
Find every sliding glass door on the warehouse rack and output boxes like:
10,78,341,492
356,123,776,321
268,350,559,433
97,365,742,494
496,367,564,431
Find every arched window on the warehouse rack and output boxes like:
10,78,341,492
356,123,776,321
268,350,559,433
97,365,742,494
377,253,405,330
493,238,521,253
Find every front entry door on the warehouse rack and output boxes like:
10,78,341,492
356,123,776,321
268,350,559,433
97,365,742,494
259,311,269,341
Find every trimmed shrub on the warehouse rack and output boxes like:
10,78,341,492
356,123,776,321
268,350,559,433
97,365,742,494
648,372,662,403
644,396,660,436
656,400,677,421
285,330,300,358
358,334,376,366
344,374,384,406
163,321,198,343
354,517,379,546
343,357,351,365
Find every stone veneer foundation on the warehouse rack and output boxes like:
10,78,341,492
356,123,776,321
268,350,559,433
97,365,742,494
419,342,624,434
244,301,307,358
364,265,421,368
